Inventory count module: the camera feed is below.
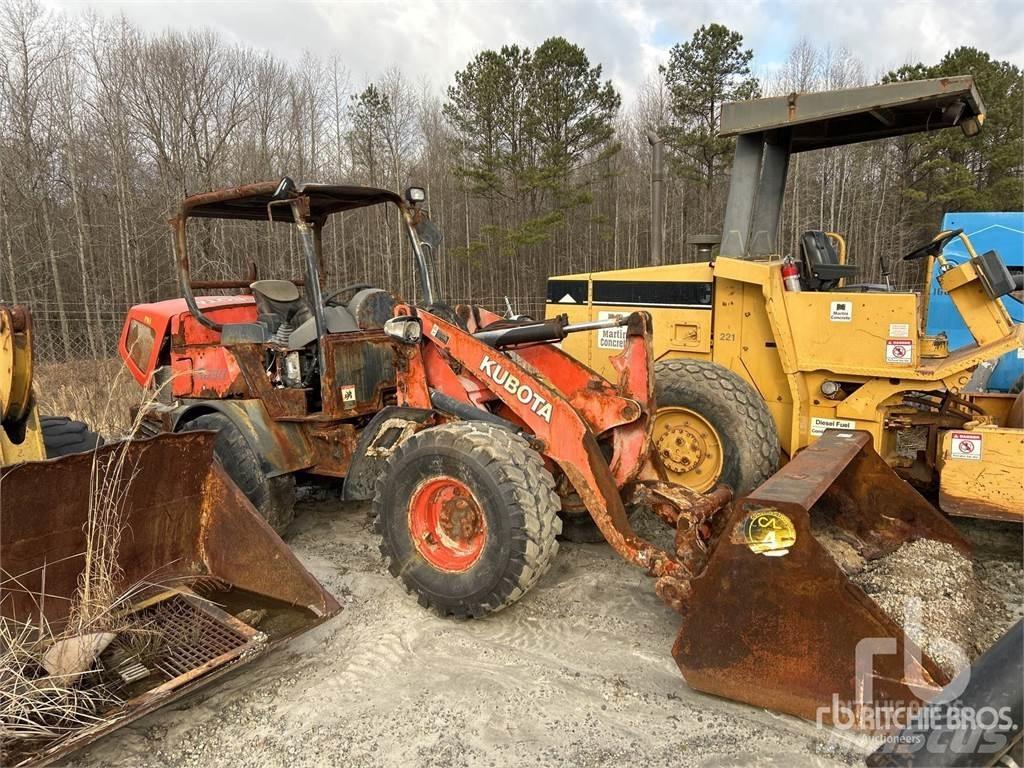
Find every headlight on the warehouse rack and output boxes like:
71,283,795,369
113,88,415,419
404,186,426,204
384,316,422,344
960,115,983,137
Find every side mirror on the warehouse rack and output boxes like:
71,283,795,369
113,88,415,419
384,316,422,344
404,186,426,206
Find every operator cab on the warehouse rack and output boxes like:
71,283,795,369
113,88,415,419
247,278,395,343
134,178,440,416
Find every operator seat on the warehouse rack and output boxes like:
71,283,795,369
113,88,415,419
347,288,395,330
251,280,312,335
798,231,859,291
283,288,396,351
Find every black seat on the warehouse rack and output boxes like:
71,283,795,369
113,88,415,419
799,231,859,291
250,280,312,334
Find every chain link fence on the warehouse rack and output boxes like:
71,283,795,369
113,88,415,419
28,312,128,364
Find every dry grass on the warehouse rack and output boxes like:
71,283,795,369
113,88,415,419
33,359,143,438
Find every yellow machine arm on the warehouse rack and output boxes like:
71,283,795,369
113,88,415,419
0,304,46,462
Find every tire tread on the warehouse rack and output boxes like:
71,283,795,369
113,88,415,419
372,421,561,617
654,358,780,493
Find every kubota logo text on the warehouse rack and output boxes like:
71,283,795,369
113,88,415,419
479,356,553,423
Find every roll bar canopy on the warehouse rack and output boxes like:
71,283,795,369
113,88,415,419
171,179,419,333
178,181,404,223
718,76,986,258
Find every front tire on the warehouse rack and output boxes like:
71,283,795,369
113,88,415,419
179,412,296,534
373,422,561,618
653,359,780,495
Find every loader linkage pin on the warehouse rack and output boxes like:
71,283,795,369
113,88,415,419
630,481,732,578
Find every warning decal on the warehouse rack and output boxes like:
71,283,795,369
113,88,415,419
950,431,982,461
886,339,913,365
597,311,627,349
340,384,357,407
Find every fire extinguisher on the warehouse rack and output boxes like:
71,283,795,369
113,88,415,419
782,258,802,292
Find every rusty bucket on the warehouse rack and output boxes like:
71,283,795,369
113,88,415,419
1,432,339,766
673,430,971,724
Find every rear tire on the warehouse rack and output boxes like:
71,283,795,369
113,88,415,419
373,422,561,618
40,416,102,458
653,359,780,495
179,412,296,534
558,508,608,544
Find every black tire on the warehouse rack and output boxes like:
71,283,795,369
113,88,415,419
559,509,607,544
557,494,638,544
40,415,102,458
1010,374,1023,395
179,412,295,534
373,421,561,618
653,359,780,495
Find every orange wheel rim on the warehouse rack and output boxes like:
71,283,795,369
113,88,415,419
408,476,487,572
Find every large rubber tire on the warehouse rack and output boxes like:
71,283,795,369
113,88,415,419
40,415,102,458
179,412,296,534
373,422,561,618
653,359,780,495
559,506,608,544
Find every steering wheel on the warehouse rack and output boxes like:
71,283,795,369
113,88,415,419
902,228,964,261
324,282,373,306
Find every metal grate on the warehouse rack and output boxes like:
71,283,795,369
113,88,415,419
895,426,928,459
143,594,251,681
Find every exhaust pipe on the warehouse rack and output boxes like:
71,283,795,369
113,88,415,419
647,130,664,266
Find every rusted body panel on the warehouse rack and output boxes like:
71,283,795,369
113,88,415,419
123,293,399,479
120,297,256,387
321,331,397,418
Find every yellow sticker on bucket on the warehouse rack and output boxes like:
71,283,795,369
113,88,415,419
743,509,796,557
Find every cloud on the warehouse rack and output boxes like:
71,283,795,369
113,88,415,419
44,0,1024,104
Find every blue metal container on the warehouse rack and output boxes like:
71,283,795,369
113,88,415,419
927,212,1023,391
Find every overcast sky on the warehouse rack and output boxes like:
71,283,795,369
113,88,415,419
45,0,1024,103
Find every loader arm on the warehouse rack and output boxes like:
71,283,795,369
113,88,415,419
394,305,680,575
465,305,656,487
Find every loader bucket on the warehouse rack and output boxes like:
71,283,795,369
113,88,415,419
0,432,339,766
674,430,970,725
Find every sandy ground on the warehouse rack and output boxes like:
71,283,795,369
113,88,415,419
71,498,1020,768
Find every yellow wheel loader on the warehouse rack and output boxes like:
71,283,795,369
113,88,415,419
0,303,337,766
547,76,1023,522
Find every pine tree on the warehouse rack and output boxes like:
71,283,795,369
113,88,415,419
662,24,760,229
887,49,1023,241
